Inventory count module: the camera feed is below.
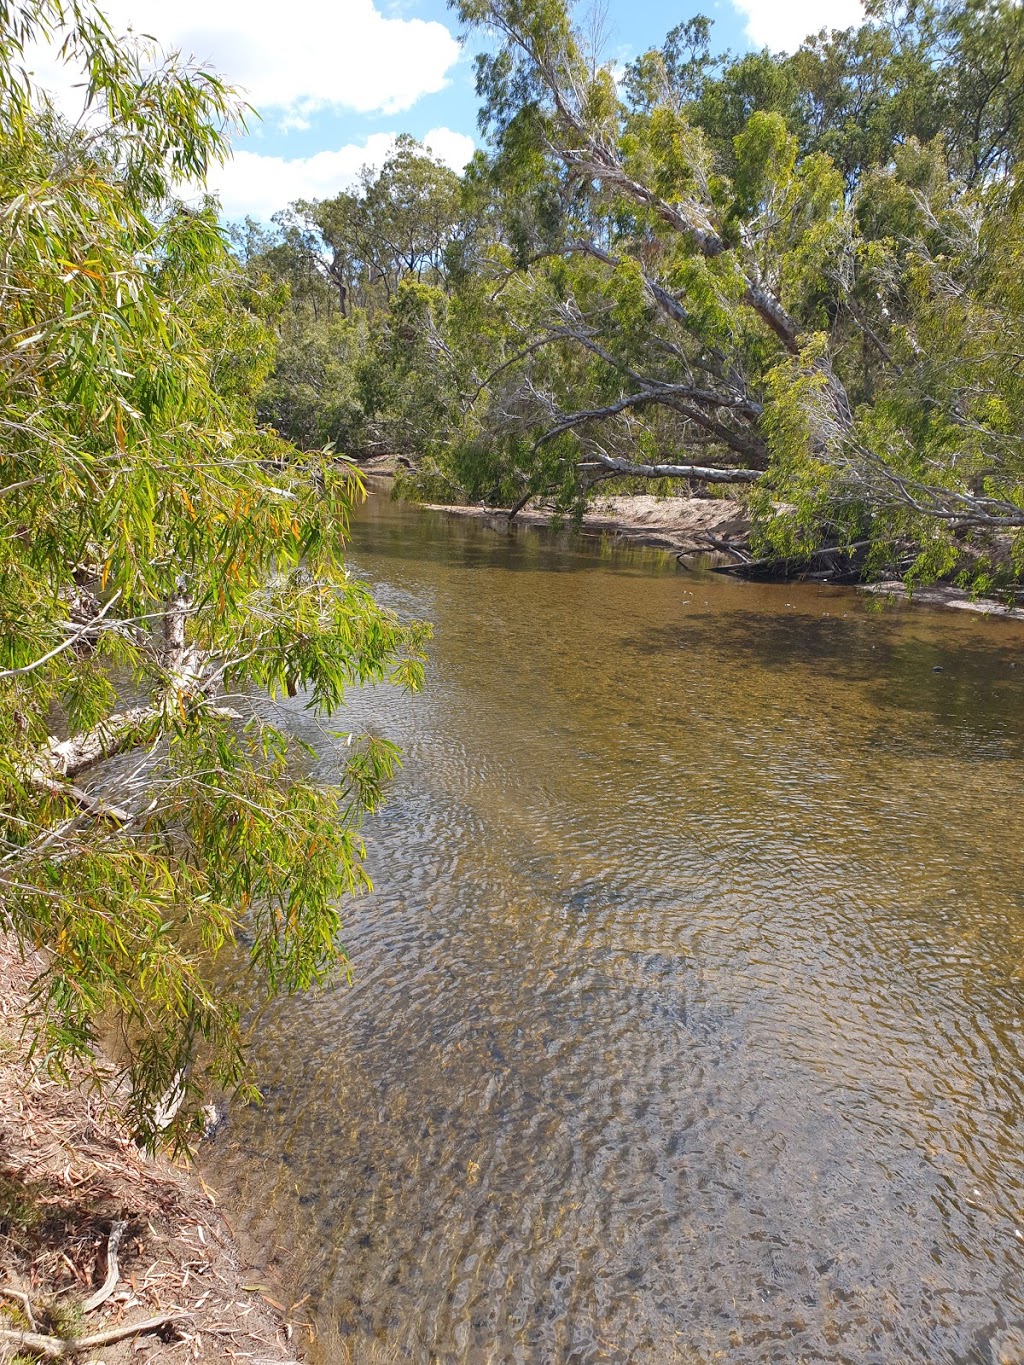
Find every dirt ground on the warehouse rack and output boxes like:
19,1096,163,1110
0,940,307,1364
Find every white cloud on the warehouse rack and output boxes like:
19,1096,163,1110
418,127,478,174
732,0,865,51
208,127,477,221
27,0,461,125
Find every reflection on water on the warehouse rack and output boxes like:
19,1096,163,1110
206,492,1024,1364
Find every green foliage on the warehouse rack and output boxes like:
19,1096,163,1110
205,0,1024,593
0,0,428,1148
622,16,719,114
404,0,1024,584
234,138,467,457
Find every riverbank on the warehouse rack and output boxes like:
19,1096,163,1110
418,493,1024,622
0,939,305,1364
860,579,1024,621
423,493,751,557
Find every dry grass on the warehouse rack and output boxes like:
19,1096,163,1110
0,937,307,1364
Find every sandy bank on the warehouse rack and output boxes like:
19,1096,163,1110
351,454,404,477
860,580,1024,621
0,940,305,1364
424,494,751,556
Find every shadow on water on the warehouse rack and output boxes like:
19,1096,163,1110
207,493,1024,1365
630,611,1024,759
352,501,681,578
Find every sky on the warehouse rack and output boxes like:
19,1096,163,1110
35,0,865,221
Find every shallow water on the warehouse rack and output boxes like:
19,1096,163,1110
207,492,1024,1364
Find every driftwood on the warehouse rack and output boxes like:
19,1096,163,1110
706,539,871,581
20,582,233,823
695,533,752,562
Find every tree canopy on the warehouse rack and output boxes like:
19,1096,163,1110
408,0,1022,582
0,0,427,1147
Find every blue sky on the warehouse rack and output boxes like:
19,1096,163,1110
244,0,756,164
36,0,864,219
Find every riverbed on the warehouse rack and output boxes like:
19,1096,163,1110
207,489,1024,1364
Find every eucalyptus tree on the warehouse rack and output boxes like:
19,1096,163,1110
232,138,468,458
441,0,851,518
297,136,464,313
0,0,427,1148
437,0,1024,579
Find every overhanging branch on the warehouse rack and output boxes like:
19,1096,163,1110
534,385,767,462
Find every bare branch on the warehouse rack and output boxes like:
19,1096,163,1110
0,1312,183,1359
0,591,123,680
37,704,161,784
531,390,690,437
581,451,762,483
534,385,767,462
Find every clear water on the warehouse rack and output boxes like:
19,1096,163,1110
207,491,1024,1364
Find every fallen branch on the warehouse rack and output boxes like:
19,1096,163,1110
708,539,871,576
82,1219,126,1312
581,452,763,483
708,552,778,574
0,1310,181,1359
697,532,752,562
39,704,161,783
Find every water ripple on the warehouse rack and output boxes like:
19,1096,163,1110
208,496,1024,1364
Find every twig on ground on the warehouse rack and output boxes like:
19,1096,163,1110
0,1284,37,1330
82,1218,126,1311
0,1309,182,1359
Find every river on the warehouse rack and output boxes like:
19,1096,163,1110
207,487,1024,1364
